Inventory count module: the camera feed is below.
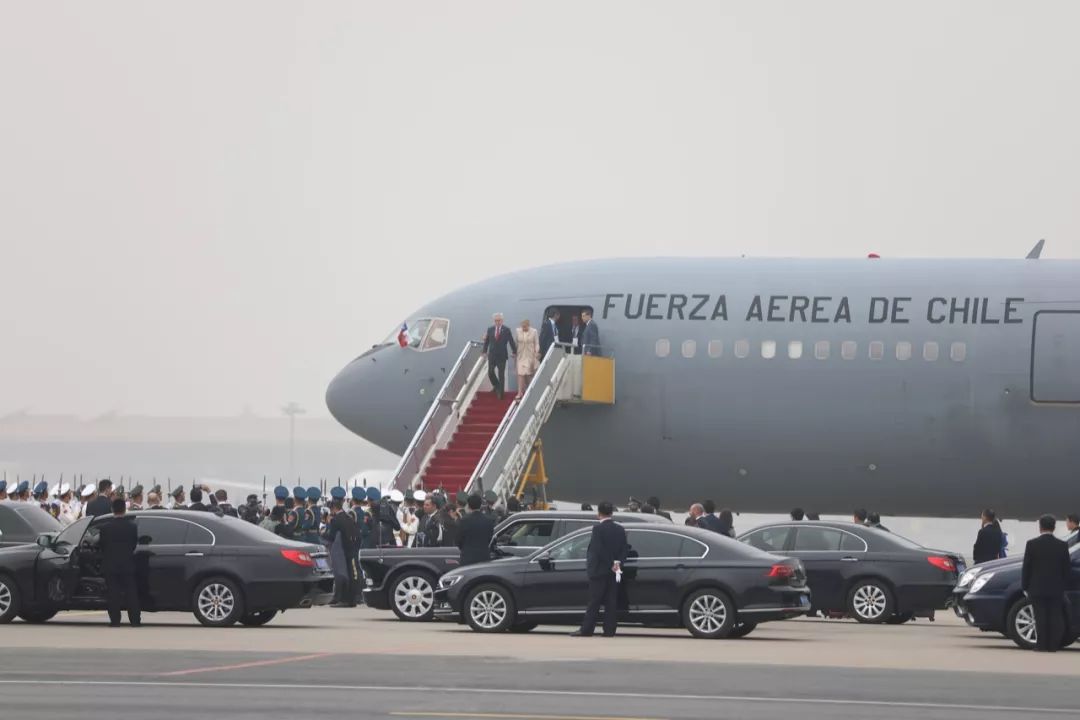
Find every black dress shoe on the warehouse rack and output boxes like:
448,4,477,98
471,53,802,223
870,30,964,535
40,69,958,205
602,632,617,637
569,630,592,637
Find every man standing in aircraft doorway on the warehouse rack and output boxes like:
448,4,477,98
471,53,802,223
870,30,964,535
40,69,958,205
581,309,600,356
482,313,517,399
540,308,561,357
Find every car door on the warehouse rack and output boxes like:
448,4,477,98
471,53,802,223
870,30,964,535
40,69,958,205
134,516,197,610
520,531,593,615
1068,547,1080,634
623,529,695,615
34,517,93,606
787,526,860,611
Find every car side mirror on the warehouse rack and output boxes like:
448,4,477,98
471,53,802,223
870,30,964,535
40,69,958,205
495,534,512,546
536,552,553,570
36,533,57,549
138,536,152,546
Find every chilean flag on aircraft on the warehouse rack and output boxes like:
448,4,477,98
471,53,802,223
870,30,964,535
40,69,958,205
397,322,409,347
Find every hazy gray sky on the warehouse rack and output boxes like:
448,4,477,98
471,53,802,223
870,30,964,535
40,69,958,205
3,2,1078,418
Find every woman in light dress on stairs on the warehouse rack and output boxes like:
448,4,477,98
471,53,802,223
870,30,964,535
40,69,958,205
515,318,541,398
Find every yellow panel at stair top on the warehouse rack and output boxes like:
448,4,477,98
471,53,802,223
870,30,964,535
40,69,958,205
581,355,615,404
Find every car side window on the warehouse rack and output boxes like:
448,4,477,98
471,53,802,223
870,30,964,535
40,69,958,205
547,532,592,561
561,520,595,536
743,526,792,552
186,523,214,545
135,517,188,545
626,530,684,559
840,532,868,552
54,517,91,551
499,520,555,547
678,537,709,558
0,510,18,538
793,527,844,551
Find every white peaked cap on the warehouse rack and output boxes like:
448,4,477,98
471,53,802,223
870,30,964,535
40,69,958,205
413,490,427,502
58,483,71,496
81,485,95,498
389,489,405,503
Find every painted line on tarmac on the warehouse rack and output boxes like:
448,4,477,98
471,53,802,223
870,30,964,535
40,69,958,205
0,680,1074,715
392,713,666,720
159,652,336,677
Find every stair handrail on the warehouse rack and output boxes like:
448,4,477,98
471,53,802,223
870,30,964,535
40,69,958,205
390,340,484,493
466,343,572,499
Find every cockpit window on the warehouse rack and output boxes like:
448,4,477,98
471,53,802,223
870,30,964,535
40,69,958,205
379,318,450,352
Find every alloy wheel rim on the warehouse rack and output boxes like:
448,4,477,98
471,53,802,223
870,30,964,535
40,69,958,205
688,594,727,634
198,583,235,622
1016,604,1037,644
0,582,10,616
470,590,507,629
395,576,434,617
853,585,887,619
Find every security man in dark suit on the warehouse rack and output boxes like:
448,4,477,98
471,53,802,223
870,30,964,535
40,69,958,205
481,312,517,399
85,479,113,518
98,498,141,627
973,509,1004,564
1022,514,1072,652
456,494,495,566
572,501,628,637
539,308,561,357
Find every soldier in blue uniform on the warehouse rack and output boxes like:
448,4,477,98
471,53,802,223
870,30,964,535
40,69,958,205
287,487,307,538
0,480,8,501
305,487,322,544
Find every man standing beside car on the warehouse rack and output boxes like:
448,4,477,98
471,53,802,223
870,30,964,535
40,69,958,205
973,509,1004,564
98,498,141,627
572,501,628,638
1022,514,1071,652
457,494,495,566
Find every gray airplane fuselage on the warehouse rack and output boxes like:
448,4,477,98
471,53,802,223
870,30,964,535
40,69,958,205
326,258,1080,518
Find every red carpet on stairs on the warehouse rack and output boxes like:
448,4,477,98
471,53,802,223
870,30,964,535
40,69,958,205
421,391,516,496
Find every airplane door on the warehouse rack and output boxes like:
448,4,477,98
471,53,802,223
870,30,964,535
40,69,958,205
1031,311,1080,403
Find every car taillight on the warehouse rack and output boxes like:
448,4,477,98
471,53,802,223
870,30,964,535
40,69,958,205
928,556,956,572
281,549,315,567
767,563,795,579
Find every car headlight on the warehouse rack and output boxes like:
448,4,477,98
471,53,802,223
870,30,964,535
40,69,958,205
958,568,981,588
438,574,463,589
968,572,995,594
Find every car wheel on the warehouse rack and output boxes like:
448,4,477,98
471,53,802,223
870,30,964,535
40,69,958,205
1007,598,1038,650
682,588,736,639
0,576,21,624
192,577,244,627
18,608,58,624
239,610,278,627
847,580,894,624
391,572,436,622
886,612,914,625
728,620,757,639
464,584,515,633
509,621,538,633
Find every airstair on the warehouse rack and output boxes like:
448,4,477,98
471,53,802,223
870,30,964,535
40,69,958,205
389,341,614,504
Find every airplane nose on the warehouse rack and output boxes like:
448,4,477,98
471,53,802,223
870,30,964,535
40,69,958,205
326,359,370,440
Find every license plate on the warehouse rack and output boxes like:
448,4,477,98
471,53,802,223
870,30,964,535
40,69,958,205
315,558,329,571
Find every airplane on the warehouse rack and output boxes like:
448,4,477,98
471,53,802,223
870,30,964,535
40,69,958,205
326,251,1080,518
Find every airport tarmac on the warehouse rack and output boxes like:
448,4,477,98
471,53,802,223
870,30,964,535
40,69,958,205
1,607,1078,719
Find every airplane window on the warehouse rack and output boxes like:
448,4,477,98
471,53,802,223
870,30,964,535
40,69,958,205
421,318,450,351
869,341,884,360
896,341,912,361
681,340,697,358
788,340,803,359
814,340,830,360
734,339,750,358
655,339,670,358
708,340,723,358
923,341,940,361
950,342,967,362
841,341,857,360
403,319,431,349
761,340,776,359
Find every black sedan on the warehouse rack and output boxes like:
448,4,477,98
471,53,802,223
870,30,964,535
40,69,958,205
0,502,61,548
0,510,333,626
434,524,810,638
954,543,1080,650
739,521,963,624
